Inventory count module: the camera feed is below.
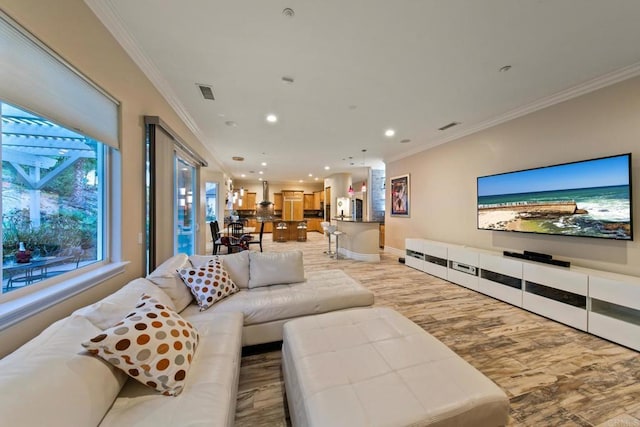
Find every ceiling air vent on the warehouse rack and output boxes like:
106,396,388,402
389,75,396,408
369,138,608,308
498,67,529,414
197,84,215,100
438,121,460,131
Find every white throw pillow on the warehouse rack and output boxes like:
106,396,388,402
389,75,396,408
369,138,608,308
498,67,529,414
248,250,305,289
0,315,127,427
190,251,250,288
147,253,193,312
82,294,199,396
178,259,239,310
73,278,175,330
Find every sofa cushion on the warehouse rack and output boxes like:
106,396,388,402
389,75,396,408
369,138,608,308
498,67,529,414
73,278,175,330
147,253,193,312
177,259,239,311
82,294,199,396
99,311,244,427
248,250,305,289
0,315,127,427
190,250,249,288
197,269,374,326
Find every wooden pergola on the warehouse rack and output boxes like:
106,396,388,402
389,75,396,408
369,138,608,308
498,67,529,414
1,103,96,227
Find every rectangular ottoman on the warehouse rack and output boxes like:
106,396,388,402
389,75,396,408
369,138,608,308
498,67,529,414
282,307,509,427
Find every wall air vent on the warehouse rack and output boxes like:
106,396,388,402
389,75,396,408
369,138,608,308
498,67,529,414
438,121,460,131
197,84,215,100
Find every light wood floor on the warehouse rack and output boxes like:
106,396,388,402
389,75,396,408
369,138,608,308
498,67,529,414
231,232,640,426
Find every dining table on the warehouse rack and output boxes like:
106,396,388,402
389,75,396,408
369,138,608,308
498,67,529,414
218,227,256,237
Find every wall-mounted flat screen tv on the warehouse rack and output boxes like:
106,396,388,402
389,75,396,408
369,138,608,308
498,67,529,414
477,153,633,240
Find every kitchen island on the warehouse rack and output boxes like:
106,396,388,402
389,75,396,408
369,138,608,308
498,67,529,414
272,220,308,242
333,218,382,262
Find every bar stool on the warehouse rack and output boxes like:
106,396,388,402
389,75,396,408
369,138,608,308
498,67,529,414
320,222,336,257
276,221,288,242
297,221,308,241
331,229,345,259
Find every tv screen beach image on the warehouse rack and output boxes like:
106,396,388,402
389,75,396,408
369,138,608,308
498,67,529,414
477,155,632,240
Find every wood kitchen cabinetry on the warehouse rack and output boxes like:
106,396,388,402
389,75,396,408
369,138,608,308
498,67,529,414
282,191,304,221
313,191,323,210
303,194,314,210
273,193,283,211
306,218,322,232
325,187,331,206
234,192,256,211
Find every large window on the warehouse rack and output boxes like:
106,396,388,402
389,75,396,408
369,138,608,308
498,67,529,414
1,103,104,294
0,11,121,331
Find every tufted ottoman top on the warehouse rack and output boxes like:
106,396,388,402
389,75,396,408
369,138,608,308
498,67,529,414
282,307,509,427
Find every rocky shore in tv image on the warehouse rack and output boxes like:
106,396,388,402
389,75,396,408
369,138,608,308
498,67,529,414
478,185,631,240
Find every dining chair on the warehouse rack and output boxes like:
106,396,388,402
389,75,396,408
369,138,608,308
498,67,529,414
210,221,222,255
224,221,247,253
247,221,265,252
227,221,244,239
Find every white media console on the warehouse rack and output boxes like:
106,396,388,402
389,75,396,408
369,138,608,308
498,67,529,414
406,238,640,351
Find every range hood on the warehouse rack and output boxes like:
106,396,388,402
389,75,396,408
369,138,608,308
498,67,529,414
255,180,274,221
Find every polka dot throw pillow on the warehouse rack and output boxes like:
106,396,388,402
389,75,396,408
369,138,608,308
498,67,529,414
177,259,239,311
82,294,199,396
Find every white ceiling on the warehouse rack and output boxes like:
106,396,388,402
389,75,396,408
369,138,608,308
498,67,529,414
86,0,640,184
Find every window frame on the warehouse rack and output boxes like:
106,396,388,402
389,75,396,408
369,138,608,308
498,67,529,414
0,11,125,332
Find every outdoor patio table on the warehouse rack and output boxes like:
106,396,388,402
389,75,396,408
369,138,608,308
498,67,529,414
2,255,74,290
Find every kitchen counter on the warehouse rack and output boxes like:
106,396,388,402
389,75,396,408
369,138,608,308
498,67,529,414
333,217,383,224
333,219,381,262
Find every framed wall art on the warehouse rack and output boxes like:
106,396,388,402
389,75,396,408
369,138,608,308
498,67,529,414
390,174,410,217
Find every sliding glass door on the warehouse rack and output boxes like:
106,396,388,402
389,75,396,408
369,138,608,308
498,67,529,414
175,156,196,255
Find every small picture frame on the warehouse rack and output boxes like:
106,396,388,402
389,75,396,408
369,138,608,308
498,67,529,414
390,174,410,217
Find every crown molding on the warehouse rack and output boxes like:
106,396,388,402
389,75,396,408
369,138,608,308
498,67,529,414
386,60,640,164
83,0,227,173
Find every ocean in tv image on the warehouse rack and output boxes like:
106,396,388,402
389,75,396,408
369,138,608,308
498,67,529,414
477,154,632,240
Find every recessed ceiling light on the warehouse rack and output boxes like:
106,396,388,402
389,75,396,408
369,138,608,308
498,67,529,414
225,121,237,127
266,114,278,123
315,177,319,181
281,76,295,84
258,177,263,181
261,162,267,166
400,139,411,143
308,173,313,177
232,156,244,161
385,129,395,137
499,65,512,72
299,180,303,183
282,7,295,17
324,166,330,170
241,174,246,177
259,171,264,175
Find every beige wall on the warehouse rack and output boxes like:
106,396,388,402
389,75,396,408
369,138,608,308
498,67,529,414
0,0,222,356
387,75,640,277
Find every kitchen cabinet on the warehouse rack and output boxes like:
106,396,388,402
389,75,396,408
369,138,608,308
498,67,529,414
233,192,256,211
306,218,322,232
313,191,323,210
273,193,283,211
282,191,303,221
304,194,314,210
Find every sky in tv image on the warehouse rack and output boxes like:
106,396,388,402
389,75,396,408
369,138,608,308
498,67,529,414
477,155,630,197
477,154,632,240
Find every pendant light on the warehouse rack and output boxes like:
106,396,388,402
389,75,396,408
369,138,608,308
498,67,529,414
361,149,367,192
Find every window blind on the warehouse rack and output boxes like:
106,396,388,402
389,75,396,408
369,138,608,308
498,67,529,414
0,11,119,149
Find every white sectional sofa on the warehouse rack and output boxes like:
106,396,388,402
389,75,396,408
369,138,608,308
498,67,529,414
0,250,374,427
